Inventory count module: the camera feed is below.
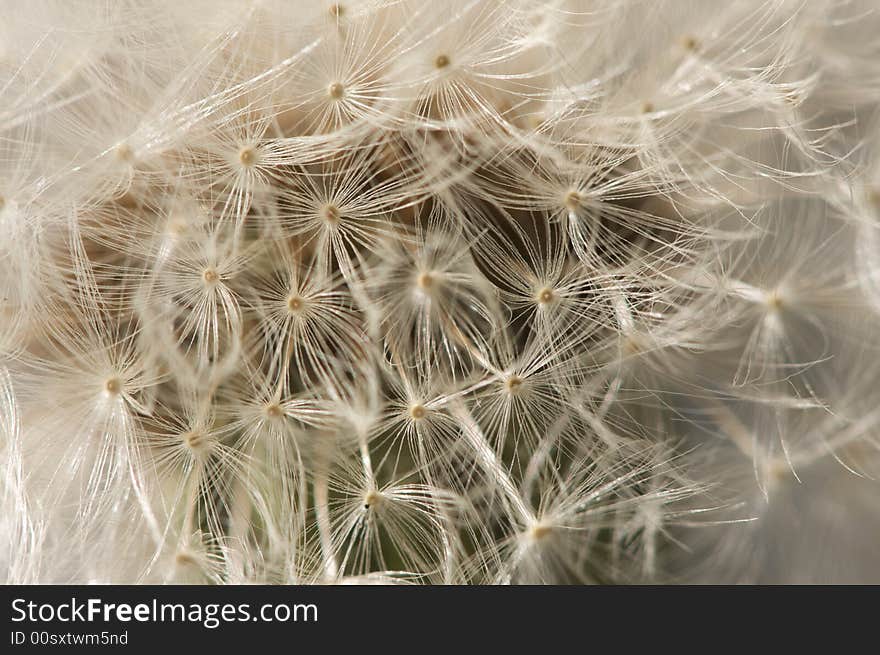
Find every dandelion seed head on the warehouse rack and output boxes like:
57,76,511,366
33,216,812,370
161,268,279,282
6,0,880,586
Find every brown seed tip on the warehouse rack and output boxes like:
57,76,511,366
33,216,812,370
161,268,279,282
287,295,304,312
115,143,134,162
765,290,783,311
239,147,258,167
202,268,219,284
175,550,197,566
363,489,382,509
623,334,644,356
328,82,345,100
183,430,207,451
410,404,427,420
329,3,345,18
505,375,524,394
641,101,654,114
530,523,553,540
322,204,341,224
564,190,581,211
681,35,699,52
265,403,283,419
434,54,450,69
537,287,556,304
416,272,434,290
104,377,122,395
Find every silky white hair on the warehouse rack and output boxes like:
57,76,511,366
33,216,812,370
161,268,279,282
2,0,880,584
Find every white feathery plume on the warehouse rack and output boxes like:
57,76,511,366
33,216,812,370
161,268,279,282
2,0,880,584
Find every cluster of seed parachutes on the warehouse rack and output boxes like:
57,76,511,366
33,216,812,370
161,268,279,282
2,0,880,583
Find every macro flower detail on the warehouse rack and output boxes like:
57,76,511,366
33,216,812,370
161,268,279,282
2,0,880,585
